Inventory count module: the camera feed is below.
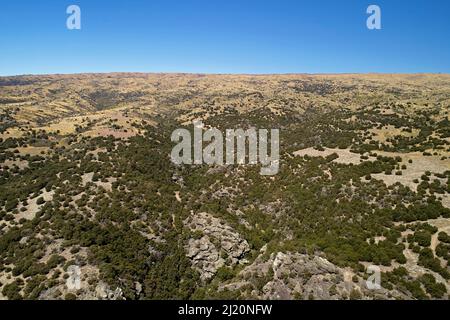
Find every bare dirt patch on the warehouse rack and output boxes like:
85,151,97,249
14,146,49,156
293,147,362,165
16,189,54,221
368,125,420,143
372,151,450,191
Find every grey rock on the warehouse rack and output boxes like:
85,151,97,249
185,212,250,280
220,252,409,300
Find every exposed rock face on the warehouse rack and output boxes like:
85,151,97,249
186,236,224,280
185,212,250,280
220,251,408,300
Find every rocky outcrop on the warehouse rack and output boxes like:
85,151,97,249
220,251,409,300
185,212,250,280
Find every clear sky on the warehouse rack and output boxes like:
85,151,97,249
0,0,449,75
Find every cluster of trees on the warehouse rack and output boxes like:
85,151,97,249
419,274,447,298
418,248,450,280
383,266,448,299
392,202,450,222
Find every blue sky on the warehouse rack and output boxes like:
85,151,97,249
0,0,449,75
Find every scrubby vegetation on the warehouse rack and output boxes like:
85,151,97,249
0,73,449,300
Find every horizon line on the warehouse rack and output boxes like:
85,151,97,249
1,71,449,78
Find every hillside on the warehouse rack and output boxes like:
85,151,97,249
0,73,449,300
